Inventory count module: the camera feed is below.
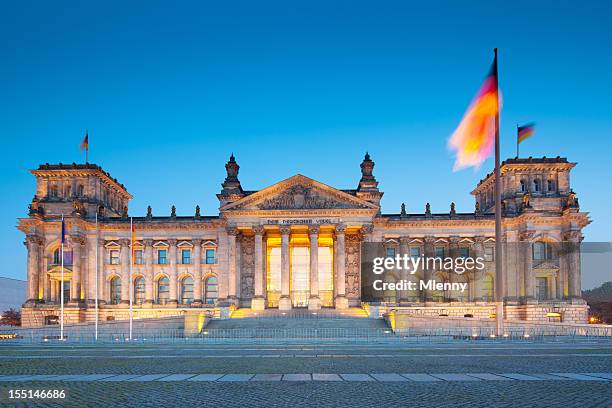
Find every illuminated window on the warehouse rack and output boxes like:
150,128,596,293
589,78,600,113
533,179,541,192
181,276,194,304
181,249,191,265
134,276,145,304
109,249,119,265
156,276,169,304
484,246,494,262
110,277,121,304
204,276,218,304
134,250,144,265
205,249,216,264
157,249,167,265
533,241,554,260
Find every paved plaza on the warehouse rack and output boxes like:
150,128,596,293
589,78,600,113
0,340,611,407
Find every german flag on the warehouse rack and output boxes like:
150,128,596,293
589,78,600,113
518,123,535,143
448,57,500,171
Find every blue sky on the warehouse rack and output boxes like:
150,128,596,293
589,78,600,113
1,1,611,288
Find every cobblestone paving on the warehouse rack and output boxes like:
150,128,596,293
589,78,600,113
0,341,610,407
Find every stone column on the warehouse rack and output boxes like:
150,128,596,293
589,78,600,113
521,232,535,302
168,239,178,306
472,236,485,301
423,236,435,302
25,235,42,304
226,227,239,304
193,239,203,305
334,224,348,309
565,231,583,300
308,226,321,310
119,239,130,304
70,236,84,303
399,237,410,302
279,226,292,310
251,226,266,310
143,239,154,307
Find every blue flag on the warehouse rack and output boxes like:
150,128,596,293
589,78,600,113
61,217,65,244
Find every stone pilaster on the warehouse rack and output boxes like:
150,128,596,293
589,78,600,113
334,224,348,309
97,239,106,304
168,238,178,306
398,237,410,302
119,238,130,304
24,235,42,304
251,226,266,311
226,227,239,304
423,236,435,302
143,239,154,307
279,226,292,310
308,226,321,310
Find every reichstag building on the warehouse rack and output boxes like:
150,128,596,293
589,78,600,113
18,154,590,326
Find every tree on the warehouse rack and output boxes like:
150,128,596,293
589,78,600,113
0,309,21,326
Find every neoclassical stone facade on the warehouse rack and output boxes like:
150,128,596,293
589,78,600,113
18,154,590,326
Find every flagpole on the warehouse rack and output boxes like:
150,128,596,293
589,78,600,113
129,217,133,341
60,214,65,341
493,48,505,336
94,211,99,341
516,124,519,158
85,129,89,163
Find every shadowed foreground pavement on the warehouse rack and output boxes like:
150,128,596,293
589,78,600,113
0,340,610,407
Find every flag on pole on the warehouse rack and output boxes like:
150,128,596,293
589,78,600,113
80,131,89,162
61,216,66,244
517,123,535,143
448,60,501,171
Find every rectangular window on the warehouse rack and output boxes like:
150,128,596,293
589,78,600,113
205,249,216,264
536,277,548,300
484,246,494,262
181,249,191,265
459,247,470,258
409,247,421,259
110,250,119,265
134,250,143,265
435,247,445,258
158,249,167,265
386,247,396,258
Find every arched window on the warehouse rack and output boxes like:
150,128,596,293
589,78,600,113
547,180,554,192
110,276,121,305
181,276,194,304
204,276,218,305
65,185,71,198
77,184,85,197
53,248,73,265
50,185,58,197
533,241,554,260
533,179,541,193
482,275,494,301
156,276,170,305
520,180,526,193
134,276,145,304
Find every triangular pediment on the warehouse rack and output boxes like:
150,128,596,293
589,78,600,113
221,174,378,212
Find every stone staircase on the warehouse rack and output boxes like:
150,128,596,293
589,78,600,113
204,307,390,337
